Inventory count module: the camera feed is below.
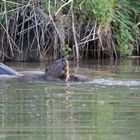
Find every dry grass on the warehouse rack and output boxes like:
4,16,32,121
0,1,72,61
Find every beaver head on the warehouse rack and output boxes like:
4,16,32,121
45,58,69,81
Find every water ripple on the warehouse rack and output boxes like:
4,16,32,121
89,78,140,87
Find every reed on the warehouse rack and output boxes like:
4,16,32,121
0,0,72,61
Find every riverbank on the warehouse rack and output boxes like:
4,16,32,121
0,1,140,62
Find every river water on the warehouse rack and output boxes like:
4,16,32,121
0,59,140,140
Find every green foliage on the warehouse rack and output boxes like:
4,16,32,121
6,2,16,10
115,29,134,56
74,0,115,23
41,0,63,14
63,44,72,58
0,1,16,11
0,3,4,24
0,15,5,24
41,0,55,13
0,1,16,24
113,0,140,56
74,0,140,57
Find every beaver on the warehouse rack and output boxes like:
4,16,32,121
0,58,90,82
45,58,69,81
19,58,69,81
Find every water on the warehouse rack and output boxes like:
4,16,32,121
0,59,140,140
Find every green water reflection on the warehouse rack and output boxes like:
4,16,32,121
0,59,140,140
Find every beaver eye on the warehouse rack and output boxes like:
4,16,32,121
61,58,66,62
45,68,48,73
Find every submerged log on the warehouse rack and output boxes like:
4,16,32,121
0,63,18,75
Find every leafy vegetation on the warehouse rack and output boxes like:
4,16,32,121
63,44,72,58
113,0,140,56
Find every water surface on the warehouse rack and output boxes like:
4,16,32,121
0,59,140,140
